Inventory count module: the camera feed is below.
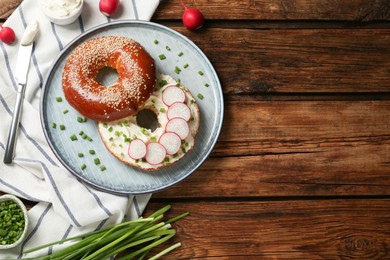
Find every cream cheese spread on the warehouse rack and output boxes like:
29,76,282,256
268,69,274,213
40,0,83,18
20,20,39,46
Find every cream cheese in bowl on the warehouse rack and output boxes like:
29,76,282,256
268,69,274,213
40,0,84,25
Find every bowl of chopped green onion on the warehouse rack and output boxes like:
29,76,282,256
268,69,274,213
0,194,29,249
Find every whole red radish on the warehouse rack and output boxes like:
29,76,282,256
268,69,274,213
99,0,119,17
0,25,16,45
179,0,204,30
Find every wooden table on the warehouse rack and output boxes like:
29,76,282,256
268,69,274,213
148,1,390,259
2,1,390,259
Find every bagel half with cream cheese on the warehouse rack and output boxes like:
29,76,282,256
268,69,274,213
97,73,200,170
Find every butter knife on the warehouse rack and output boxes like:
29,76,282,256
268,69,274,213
3,21,39,164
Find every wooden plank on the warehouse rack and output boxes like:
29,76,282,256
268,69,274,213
144,200,390,259
167,28,390,95
153,0,390,21
217,101,390,146
0,0,21,19
154,100,390,198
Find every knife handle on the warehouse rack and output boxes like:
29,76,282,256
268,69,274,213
3,83,26,164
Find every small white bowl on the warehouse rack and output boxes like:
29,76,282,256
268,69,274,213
0,194,29,250
40,0,84,26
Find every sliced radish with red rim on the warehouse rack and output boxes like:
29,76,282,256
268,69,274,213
128,139,147,160
162,86,186,106
145,142,167,165
167,102,191,121
165,117,190,140
159,132,181,155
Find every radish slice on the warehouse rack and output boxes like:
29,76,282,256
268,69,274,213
159,132,181,155
167,102,191,121
145,142,167,165
128,139,147,160
165,118,190,140
162,86,186,106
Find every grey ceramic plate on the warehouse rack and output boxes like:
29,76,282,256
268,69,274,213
41,21,223,195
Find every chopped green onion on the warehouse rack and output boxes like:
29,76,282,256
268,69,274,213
86,136,93,142
158,80,168,88
158,54,166,60
77,116,83,122
178,51,183,57
70,135,77,141
0,199,25,245
204,83,209,87
52,123,57,128
63,109,69,114
81,164,86,170
94,158,100,165
198,70,204,76
159,108,166,113
108,127,113,132
78,153,84,158
165,45,171,51
141,128,150,136
197,93,204,100
183,63,189,69
174,66,181,74
176,78,181,86
103,123,108,128
100,166,106,171
153,39,158,44
56,97,62,102
89,150,96,155
81,133,88,139
60,125,65,131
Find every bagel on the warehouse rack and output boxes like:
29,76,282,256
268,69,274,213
97,73,200,171
62,36,155,122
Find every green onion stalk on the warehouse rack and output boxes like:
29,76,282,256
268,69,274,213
14,205,188,260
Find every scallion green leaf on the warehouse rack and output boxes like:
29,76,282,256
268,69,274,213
22,205,187,259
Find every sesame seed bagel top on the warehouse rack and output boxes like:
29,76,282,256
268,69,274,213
62,36,156,122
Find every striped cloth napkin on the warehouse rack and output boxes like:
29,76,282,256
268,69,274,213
0,0,160,258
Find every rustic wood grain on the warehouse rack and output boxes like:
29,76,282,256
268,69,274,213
154,0,390,21
155,100,390,198
0,0,21,20
145,200,390,259
216,101,390,150
1,1,389,260
166,27,390,95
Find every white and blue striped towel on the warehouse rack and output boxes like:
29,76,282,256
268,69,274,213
0,0,160,258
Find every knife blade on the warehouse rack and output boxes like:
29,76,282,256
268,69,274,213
3,21,38,164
